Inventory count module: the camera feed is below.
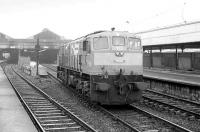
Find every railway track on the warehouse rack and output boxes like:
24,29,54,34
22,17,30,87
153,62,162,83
143,89,200,120
45,64,192,132
3,64,97,132
42,64,57,72
100,104,192,132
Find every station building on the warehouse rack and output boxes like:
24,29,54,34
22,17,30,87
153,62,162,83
0,29,71,63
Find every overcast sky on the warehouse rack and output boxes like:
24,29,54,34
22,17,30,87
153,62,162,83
0,0,200,39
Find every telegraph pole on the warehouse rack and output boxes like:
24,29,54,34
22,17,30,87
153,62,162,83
35,37,40,75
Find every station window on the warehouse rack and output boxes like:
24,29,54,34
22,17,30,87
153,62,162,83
128,38,141,49
93,37,109,50
112,36,125,46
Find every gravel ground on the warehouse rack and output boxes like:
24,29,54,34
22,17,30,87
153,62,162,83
134,102,200,132
15,66,130,132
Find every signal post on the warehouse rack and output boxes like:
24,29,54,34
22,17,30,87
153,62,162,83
35,38,40,75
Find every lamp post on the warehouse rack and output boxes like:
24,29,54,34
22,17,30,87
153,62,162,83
35,38,40,75
182,2,187,23
18,44,21,66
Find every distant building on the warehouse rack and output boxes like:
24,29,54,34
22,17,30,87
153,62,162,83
0,28,71,63
33,28,62,41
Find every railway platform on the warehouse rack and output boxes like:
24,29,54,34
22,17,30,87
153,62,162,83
0,66,37,132
143,68,200,87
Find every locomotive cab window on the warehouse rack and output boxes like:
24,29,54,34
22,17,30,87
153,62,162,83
128,38,141,49
112,36,125,46
93,37,109,50
83,39,91,53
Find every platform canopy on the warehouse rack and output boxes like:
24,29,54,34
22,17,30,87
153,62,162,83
136,21,200,47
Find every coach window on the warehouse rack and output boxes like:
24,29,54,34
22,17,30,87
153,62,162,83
93,37,109,50
128,38,141,49
112,36,125,46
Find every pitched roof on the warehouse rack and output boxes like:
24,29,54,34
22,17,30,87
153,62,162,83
0,32,12,42
33,28,62,40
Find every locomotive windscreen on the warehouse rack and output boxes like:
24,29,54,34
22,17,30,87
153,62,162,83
112,36,125,46
128,38,141,49
93,37,109,50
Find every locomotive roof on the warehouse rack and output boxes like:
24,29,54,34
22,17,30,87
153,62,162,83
86,31,137,37
77,31,137,40
63,31,139,47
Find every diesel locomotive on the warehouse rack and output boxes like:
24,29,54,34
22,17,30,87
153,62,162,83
57,30,146,105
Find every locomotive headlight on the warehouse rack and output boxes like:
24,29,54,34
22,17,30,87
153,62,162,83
101,71,108,79
100,66,108,79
